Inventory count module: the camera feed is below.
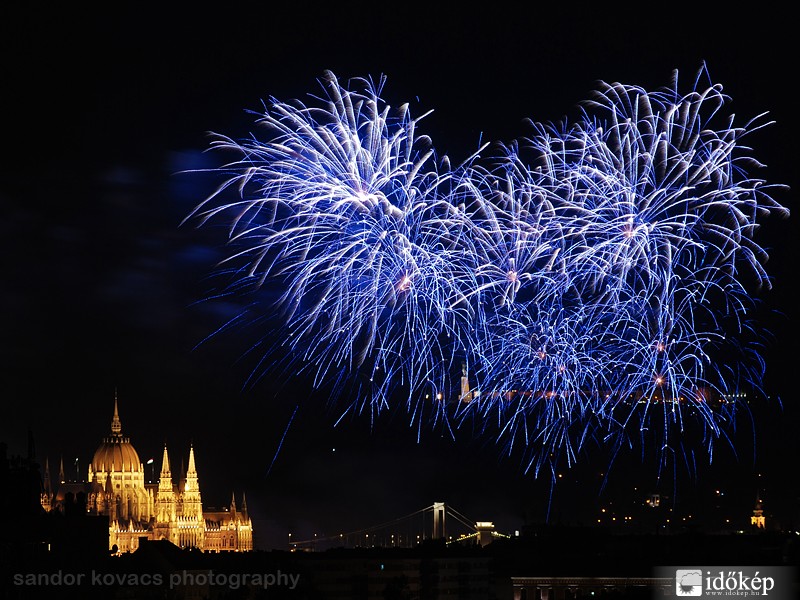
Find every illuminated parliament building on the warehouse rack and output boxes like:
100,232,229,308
39,397,253,553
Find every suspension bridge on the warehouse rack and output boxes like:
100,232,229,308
288,502,511,551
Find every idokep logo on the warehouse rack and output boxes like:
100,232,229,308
676,569,703,596
661,566,796,599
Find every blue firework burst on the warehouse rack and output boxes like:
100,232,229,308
185,65,789,479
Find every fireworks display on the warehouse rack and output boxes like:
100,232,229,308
186,65,789,477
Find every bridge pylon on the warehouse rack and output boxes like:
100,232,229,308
432,501,446,539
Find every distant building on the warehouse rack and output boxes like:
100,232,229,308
751,495,766,529
39,396,253,553
460,362,475,402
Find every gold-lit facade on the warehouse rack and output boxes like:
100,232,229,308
751,497,766,529
40,397,253,553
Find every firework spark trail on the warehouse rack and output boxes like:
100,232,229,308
186,64,789,478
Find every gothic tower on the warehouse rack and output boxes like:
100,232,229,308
178,445,205,549
154,444,177,544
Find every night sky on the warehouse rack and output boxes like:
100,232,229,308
2,5,797,551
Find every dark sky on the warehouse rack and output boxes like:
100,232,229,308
2,5,797,550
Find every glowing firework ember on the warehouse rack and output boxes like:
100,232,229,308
186,66,789,477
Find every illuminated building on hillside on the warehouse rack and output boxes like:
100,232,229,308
751,495,766,529
40,396,253,553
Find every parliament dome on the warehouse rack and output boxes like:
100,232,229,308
91,397,143,473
